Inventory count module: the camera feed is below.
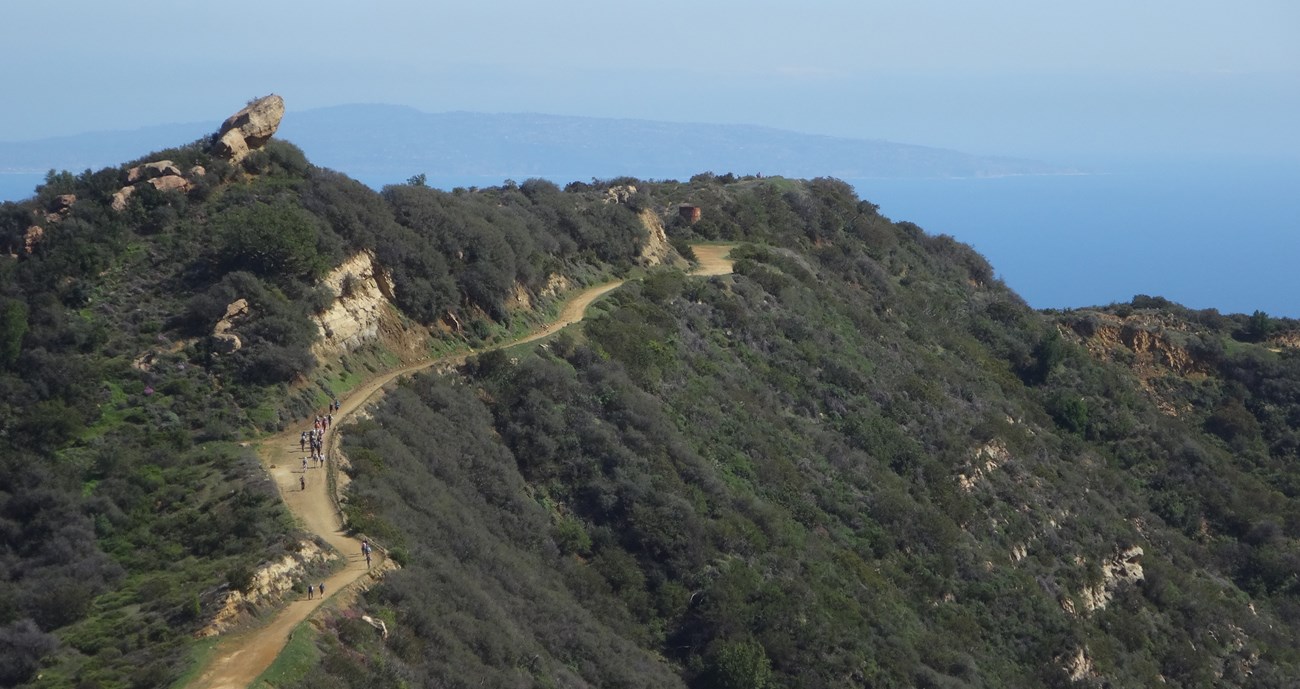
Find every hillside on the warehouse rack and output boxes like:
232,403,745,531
1,100,1297,689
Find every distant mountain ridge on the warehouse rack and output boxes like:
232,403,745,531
0,104,1071,194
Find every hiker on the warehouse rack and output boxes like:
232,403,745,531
318,582,325,597
300,432,306,451
302,457,308,472
307,583,313,600
300,475,306,491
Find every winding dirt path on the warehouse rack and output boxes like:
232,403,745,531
184,247,734,689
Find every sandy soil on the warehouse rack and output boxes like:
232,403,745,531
183,246,733,689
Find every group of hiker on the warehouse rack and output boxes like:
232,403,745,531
305,581,326,600
297,402,342,491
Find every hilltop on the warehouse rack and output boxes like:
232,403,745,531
1,98,1297,689
0,105,1072,202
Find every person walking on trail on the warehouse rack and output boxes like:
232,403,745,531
302,456,308,472
300,475,306,491
300,432,306,452
318,582,325,597
307,583,313,600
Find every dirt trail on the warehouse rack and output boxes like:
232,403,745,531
184,246,733,689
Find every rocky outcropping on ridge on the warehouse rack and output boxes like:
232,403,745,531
212,94,285,163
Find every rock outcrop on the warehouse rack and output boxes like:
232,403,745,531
958,438,1010,492
110,186,136,212
211,298,249,354
111,159,192,212
1063,311,1210,416
197,540,338,638
125,160,183,183
637,209,676,267
212,94,285,163
603,184,637,204
1078,546,1145,613
312,252,397,363
148,175,190,192
23,226,44,255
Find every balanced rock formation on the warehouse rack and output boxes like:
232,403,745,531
212,94,285,163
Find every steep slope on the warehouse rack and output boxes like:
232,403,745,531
2,102,1297,689
277,178,1300,688
0,103,685,688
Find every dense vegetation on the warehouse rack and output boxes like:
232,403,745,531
3,128,1298,688
0,140,660,688
277,174,1300,688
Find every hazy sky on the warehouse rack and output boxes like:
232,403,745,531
4,1,1297,162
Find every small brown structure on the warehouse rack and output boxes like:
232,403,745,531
678,204,702,224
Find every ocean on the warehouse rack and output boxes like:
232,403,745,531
4,159,1295,317
851,158,1300,317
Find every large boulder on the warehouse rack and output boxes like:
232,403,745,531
212,95,285,163
148,175,190,192
125,160,183,184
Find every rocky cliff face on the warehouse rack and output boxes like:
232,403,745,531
198,539,337,637
311,251,411,364
637,209,676,267
1060,310,1211,415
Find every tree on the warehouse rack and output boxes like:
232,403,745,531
706,639,773,689
215,201,332,279
0,298,27,367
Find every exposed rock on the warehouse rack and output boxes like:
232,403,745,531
211,298,249,354
189,165,207,177
1268,331,1300,349
1079,546,1144,613
637,209,676,267
148,174,190,192
603,184,637,204
958,438,1010,492
540,273,572,299
312,252,397,363
679,204,702,223
508,281,532,311
111,185,136,212
197,540,338,638
125,160,182,183
1061,646,1095,683
40,194,77,224
23,225,43,254
360,615,390,640
212,94,285,163
1063,312,1210,416
213,129,250,163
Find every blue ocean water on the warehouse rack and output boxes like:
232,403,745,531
0,174,43,203
851,158,1300,317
